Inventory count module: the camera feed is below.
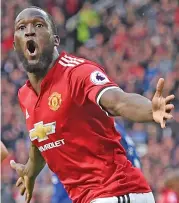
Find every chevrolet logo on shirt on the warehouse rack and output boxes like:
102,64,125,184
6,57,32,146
29,121,56,142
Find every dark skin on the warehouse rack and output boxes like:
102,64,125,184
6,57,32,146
14,8,60,94
11,7,175,203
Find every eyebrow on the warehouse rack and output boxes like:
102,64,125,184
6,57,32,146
16,15,47,24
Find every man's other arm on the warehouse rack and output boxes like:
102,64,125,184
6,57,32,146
99,79,174,127
100,89,153,122
69,64,174,128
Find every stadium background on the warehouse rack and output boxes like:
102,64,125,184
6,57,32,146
1,0,179,202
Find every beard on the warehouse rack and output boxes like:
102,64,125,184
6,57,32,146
16,44,54,77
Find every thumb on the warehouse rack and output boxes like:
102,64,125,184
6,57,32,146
10,160,25,177
10,160,17,170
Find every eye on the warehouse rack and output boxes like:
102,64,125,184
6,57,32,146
19,25,26,30
36,23,43,28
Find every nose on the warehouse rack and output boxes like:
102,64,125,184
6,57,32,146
25,24,35,37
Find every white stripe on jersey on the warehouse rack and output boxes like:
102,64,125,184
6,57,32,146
96,86,120,105
64,55,84,63
61,57,81,65
58,55,84,67
58,60,76,67
95,86,119,117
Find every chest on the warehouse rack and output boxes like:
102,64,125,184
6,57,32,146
25,80,73,142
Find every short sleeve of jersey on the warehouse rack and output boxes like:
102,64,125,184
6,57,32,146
69,63,119,106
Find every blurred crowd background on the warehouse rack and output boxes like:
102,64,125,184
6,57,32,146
1,0,179,202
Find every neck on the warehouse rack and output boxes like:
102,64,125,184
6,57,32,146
27,49,59,95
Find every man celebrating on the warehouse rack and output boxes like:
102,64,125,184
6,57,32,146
11,7,175,203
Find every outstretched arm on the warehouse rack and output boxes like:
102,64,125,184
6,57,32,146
69,65,174,128
99,78,174,128
100,89,153,122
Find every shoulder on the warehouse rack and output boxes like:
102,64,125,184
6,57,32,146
58,52,104,72
58,53,86,68
58,53,106,83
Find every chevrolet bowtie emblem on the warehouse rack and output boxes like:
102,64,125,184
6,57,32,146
29,121,56,142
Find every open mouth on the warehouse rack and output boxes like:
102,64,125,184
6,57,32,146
26,40,37,56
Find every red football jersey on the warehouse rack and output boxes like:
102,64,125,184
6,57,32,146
18,52,151,203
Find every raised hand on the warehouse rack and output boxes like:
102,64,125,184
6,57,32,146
152,78,175,128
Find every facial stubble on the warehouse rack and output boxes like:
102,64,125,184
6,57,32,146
16,43,54,77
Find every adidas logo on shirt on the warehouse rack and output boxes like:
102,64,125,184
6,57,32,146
26,109,30,119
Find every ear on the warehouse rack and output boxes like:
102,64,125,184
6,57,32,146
13,41,16,50
54,35,60,46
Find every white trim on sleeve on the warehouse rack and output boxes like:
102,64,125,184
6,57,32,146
96,86,123,116
96,86,122,105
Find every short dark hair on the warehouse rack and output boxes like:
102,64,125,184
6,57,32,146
18,6,58,35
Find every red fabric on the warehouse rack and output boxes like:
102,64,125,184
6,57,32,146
158,189,179,203
113,34,128,51
129,65,144,78
69,63,118,105
175,7,179,24
18,52,151,203
2,36,13,53
65,0,79,15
